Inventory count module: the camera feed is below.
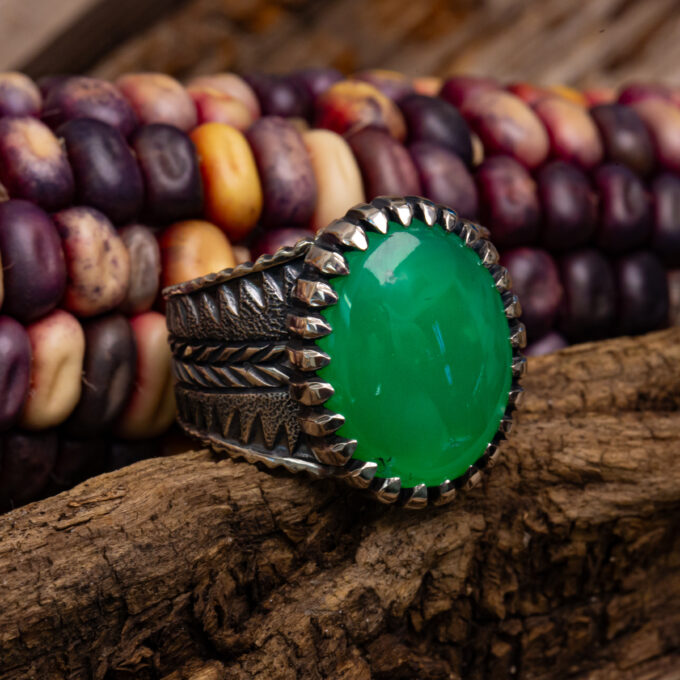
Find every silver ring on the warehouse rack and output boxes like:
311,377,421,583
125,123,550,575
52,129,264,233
164,196,526,508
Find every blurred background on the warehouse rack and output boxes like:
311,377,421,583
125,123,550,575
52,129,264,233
2,0,680,85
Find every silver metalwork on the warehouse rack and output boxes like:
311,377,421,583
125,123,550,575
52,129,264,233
164,196,525,509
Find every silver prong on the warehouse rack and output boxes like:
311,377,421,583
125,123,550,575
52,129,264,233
305,245,349,276
509,320,527,349
373,196,413,227
433,479,457,506
408,196,437,226
488,264,512,292
402,483,428,509
373,476,401,504
287,314,332,339
457,220,481,245
293,279,339,308
463,466,483,490
481,442,500,469
439,207,458,232
347,203,389,234
309,437,356,466
508,384,524,408
299,409,345,436
320,219,368,251
502,292,522,319
341,460,378,489
474,239,500,266
286,346,331,371
511,353,527,378
289,380,335,406
498,415,513,435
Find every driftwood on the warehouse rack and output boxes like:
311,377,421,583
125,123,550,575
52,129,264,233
1,328,680,679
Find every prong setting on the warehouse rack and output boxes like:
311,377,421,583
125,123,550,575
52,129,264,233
285,196,525,508
294,279,339,308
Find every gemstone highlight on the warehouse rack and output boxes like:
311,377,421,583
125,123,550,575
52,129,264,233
316,217,512,487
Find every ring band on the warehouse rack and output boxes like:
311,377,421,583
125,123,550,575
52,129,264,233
164,196,526,508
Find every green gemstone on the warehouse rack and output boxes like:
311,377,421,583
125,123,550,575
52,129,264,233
316,218,512,488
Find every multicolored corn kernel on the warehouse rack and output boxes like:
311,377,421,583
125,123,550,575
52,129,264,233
590,103,655,177
315,80,407,140
64,314,137,437
0,316,31,430
0,72,41,117
0,200,66,323
59,117,144,224
118,224,161,315
507,82,552,106
558,249,618,342
159,219,236,288
42,76,138,137
532,96,603,169
116,73,197,131
546,85,588,107
131,123,203,224
288,67,344,100
618,81,674,105
594,164,651,253
412,76,443,97
116,311,175,439
251,227,315,259
651,173,680,266
0,430,58,510
352,69,415,101
0,116,74,210
20,309,86,430
187,73,261,119
475,155,539,249
584,86,617,107
524,331,568,357
190,122,263,242
537,160,597,252
398,93,473,165
246,116,317,229
630,98,680,174
460,89,550,169
244,72,311,120
409,141,478,220
303,129,365,232
439,75,500,108
615,251,669,336
53,206,130,317
500,248,563,341
347,126,421,199
232,245,252,265
188,86,255,129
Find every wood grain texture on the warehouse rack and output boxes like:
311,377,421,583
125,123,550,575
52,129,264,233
1,328,679,679
90,0,680,87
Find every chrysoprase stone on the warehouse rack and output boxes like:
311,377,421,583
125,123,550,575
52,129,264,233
316,218,512,488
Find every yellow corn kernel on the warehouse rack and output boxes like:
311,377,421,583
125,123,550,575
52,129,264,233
191,122,263,243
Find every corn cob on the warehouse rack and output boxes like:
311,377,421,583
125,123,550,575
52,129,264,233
0,68,679,510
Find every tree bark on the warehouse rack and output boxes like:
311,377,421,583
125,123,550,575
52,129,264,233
1,329,680,680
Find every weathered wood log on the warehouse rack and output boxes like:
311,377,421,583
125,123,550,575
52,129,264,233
1,329,680,679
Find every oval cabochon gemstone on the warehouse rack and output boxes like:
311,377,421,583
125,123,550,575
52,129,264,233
316,218,512,488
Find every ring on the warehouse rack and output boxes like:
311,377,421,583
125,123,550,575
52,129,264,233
164,196,526,508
